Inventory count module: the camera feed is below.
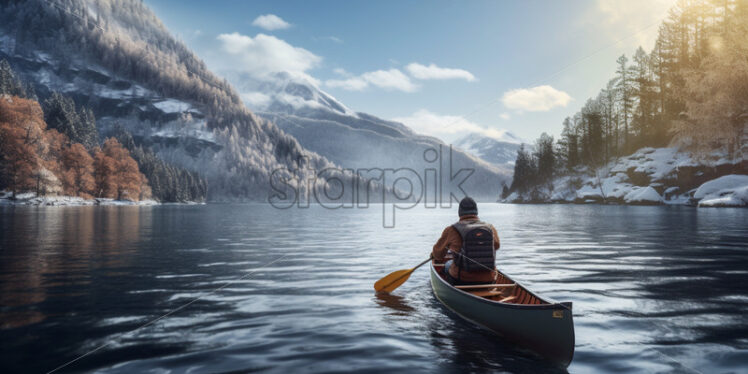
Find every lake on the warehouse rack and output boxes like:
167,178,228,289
1,203,746,373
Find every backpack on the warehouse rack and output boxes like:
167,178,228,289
452,220,495,273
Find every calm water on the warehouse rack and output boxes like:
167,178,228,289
1,204,747,373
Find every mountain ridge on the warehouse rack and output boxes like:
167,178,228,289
0,0,371,201
227,71,512,199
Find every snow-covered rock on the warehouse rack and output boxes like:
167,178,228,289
624,186,664,205
0,191,158,206
502,146,745,207
694,175,748,207
153,99,195,114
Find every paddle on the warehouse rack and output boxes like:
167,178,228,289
374,257,432,293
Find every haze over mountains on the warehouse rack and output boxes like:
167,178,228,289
453,132,522,170
226,71,514,198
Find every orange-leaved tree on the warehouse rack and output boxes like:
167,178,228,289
94,138,148,201
0,96,43,197
62,143,95,198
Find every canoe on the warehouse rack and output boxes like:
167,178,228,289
429,261,575,367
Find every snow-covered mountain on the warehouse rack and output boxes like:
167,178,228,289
0,0,371,200
453,132,522,170
227,72,511,200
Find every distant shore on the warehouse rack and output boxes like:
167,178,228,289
0,192,160,206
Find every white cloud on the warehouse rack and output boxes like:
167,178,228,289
405,63,476,82
241,92,271,108
500,112,510,120
501,85,571,112
325,68,417,92
216,32,321,76
392,109,510,143
332,68,350,77
326,76,369,91
252,14,291,31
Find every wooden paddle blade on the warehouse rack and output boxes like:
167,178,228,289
374,269,413,293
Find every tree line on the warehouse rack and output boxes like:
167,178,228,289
1,0,340,201
0,60,206,202
509,0,748,196
0,95,149,200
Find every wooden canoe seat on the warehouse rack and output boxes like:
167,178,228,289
470,290,510,297
499,295,517,303
455,283,516,289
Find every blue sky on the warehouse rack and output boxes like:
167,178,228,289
146,0,676,143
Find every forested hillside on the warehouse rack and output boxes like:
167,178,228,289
228,72,510,200
0,92,150,201
0,60,207,202
509,0,747,203
0,0,359,201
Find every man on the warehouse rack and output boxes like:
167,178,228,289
432,197,500,285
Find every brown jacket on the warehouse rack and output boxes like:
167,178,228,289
432,215,500,282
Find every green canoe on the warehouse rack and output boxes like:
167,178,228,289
429,261,575,367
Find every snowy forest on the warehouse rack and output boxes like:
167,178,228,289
509,0,747,197
0,60,206,202
0,0,330,201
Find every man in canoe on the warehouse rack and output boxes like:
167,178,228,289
432,197,500,285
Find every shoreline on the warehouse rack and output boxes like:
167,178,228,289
0,192,204,206
0,194,159,206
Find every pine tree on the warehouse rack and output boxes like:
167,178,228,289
510,144,536,194
534,133,555,184
0,59,27,98
615,54,634,151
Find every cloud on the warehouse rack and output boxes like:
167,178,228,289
315,36,343,44
326,76,369,91
392,109,511,143
501,85,571,112
216,32,321,75
252,14,291,31
326,68,417,92
405,63,476,82
332,68,350,76
499,112,511,120
241,92,271,108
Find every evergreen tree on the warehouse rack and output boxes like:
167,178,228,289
0,59,27,98
615,54,634,151
510,144,536,194
534,133,555,184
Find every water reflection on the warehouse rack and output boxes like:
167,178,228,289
0,206,151,329
374,292,417,314
0,204,746,373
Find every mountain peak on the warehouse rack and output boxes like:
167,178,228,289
225,71,357,117
454,132,521,169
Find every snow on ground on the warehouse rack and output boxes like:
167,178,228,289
153,99,192,113
609,147,696,180
150,120,215,143
694,175,748,207
504,146,745,207
0,191,158,206
624,186,663,204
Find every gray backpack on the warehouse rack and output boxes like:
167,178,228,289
452,220,495,272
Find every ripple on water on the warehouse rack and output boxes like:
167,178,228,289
0,204,746,373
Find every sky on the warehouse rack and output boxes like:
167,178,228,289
145,0,677,143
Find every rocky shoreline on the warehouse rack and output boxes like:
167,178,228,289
503,147,748,207
0,192,159,206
